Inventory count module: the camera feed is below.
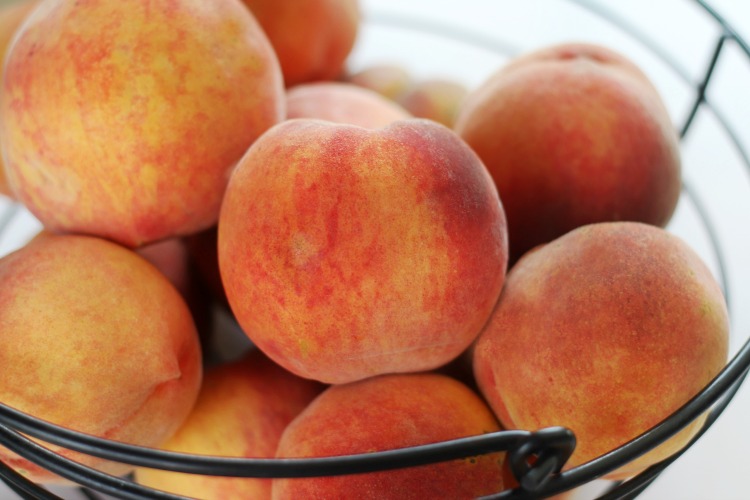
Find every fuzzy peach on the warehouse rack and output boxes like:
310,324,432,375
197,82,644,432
273,373,505,499
286,82,411,129
0,0,40,198
454,42,682,263
0,233,202,483
241,0,360,86
0,0,284,247
135,349,323,500
472,222,729,479
218,118,508,384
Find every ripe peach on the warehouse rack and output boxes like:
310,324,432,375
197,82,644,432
345,64,412,101
454,42,682,264
273,373,505,499
472,222,729,479
0,0,284,247
0,0,40,198
218,118,508,384
241,0,360,86
0,233,203,483
398,78,468,127
135,349,324,499
286,82,412,129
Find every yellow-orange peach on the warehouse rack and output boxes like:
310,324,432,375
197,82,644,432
273,373,505,499
135,349,323,500
241,0,360,86
454,43,682,264
0,0,284,247
398,78,468,127
0,0,40,198
472,222,729,479
286,82,411,129
218,118,508,384
0,233,202,483
345,63,412,101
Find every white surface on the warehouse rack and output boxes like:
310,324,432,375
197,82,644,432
0,1,749,499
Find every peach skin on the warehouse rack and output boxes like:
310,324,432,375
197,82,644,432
472,222,729,480
454,42,682,264
218,118,508,384
135,349,324,500
0,0,40,198
273,372,505,499
0,233,202,483
0,0,284,247
241,0,360,86
286,81,412,129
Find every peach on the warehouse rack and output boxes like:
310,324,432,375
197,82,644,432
454,42,682,264
273,373,505,499
0,0,40,198
286,82,412,129
135,349,324,500
398,78,468,127
137,237,197,301
0,0,284,247
472,222,729,479
137,236,214,340
218,118,508,384
0,233,203,483
345,63,412,101
241,0,360,87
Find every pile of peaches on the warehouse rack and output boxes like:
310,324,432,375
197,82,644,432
0,0,731,498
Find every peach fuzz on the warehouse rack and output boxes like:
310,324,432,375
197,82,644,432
135,349,324,500
0,233,202,483
286,81,412,129
273,372,505,499
454,42,682,264
472,222,729,480
0,0,284,247
218,118,508,384
240,0,360,86
0,0,40,198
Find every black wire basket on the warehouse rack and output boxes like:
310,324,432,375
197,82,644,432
1,0,749,499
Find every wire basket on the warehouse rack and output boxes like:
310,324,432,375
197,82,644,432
0,0,749,499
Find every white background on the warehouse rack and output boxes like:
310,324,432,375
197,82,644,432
0,1,749,499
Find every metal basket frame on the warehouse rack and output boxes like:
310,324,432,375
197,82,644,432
0,0,748,498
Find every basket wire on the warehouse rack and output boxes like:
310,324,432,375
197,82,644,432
0,0,749,498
